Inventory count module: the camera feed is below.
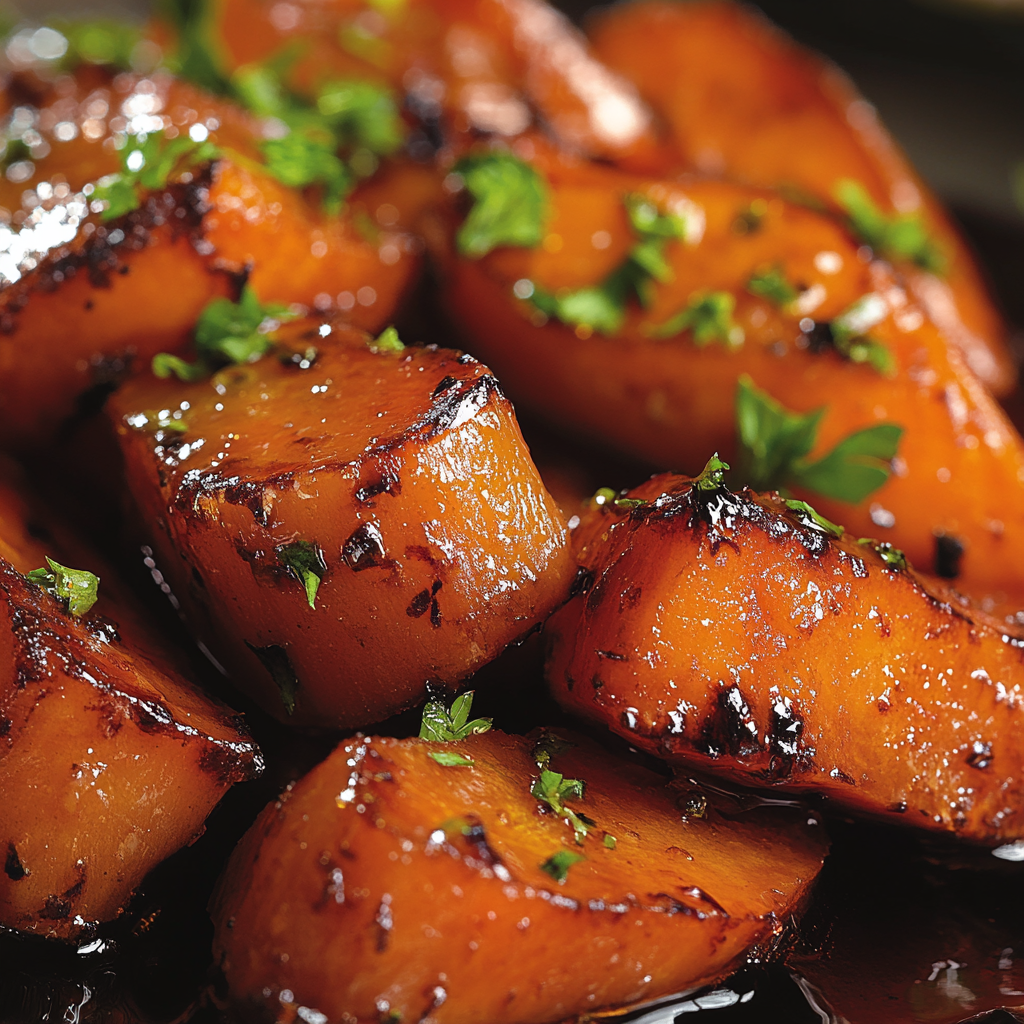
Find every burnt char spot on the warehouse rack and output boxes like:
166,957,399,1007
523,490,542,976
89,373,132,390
432,375,458,399
829,767,857,786
39,876,84,921
406,589,430,618
375,896,393,953
0,718,10,736
429,581,442,629
200,739,264,785
134,699,175,733
700,685,761,759
569,567,594,598
354,465,402,505
967,740,993,770
801,320,836,356
766,695,809,778
5,843,26,880
935,533,965,580
342,522,387,572
420,374,501,435
596,650,627,661
246,642,300,716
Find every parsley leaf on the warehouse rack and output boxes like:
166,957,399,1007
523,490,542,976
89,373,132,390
317,80,405,156
532,733,573,769
747,264,798,307
91,130,219,221
533,768,593,843
50,18,149,71
419,690,492,742
829,294,895,376
835,179,945,274
859,539,907,570
783,498,844,538
153,286,295,380
735,375,903,504
26,557,100,617
603,834,617,849
693,453,730,492
650,290,743,347
261,131,352,214
455,152,549,258
276,541,327,609
540,849,585,883
429,751,475,767
156,0,231,94
369,326,405,354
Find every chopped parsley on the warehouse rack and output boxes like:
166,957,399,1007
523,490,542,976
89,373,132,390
649,290,743,348
429,751,475,767
91,130,218,221
747,264,798,308
528,191,696,336
828,295,895,376
369,326,405,354
317,80,405,156
540,849,585,883
603,834,617,849
156,0,231,94
735,375,903,504
419,690,492,742
246,642,300,715
693,453,730,492
48,18,149,71
276,541,327,609
590,487,645,511
532,733,573,769
455,152,549,258
834,179,945,275
783,498,844,538
26,557,100,617
859,538,907,570
152,286,295,380
261,131,352,213
533,769,594,844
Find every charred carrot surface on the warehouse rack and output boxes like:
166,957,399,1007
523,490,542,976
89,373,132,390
211,728,827,1023
109,320,574,728
0,464,261,939
0,68,421,446
547,469,1024,844
588,0,1013,394
438,143,1024,608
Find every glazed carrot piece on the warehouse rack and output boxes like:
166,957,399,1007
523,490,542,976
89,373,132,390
438,142,1024,608
0,67,423,446
547,466,1024,844
0,462,261,939
108,319,574,728
587,0,1013,394
211,726,827,1023
208,0,658,162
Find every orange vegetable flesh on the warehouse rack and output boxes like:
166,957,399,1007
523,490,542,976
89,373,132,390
588,0,1013,395
438,143,1024,608
211,729,827,1023
546,472,1024,844
0,68,422,447
0,467,262,939
108,321,574,728
210,0,659,162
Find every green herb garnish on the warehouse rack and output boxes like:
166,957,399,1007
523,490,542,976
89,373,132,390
26,557,100,617
419,690,492,742
693,453,730,493
828,294,895,376
747,264,798,307
49,18,150,71
735,375,903,504
528,191,695,335
532,733,573,769
859,538,907,570
317,79,405,156
650,290,743,347
157,0,231,94
246,642,300,715
533,769,594,843
261,131,352,213
429,751,475,767
91,130,218,221
540,849,585,883
603,834,617,849
152,286,295,380
369,326,405,354
783,498,844,538
455,152,549,258
277,541,327,609
835,179,945,274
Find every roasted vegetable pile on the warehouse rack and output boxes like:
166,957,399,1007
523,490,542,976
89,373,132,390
1,1,1023,1022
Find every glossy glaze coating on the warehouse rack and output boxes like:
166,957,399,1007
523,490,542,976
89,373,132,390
440,142,1024,607
210,0,658,162
588,0,1013,395
211,729,827,1023
0,67,422,446
547,473,1024,844
0,466,261,940
109,321,574,727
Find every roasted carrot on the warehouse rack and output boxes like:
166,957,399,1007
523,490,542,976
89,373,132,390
211,726,827,1023
587,0,1013,394
108,319,574,727
547,467,1024,844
